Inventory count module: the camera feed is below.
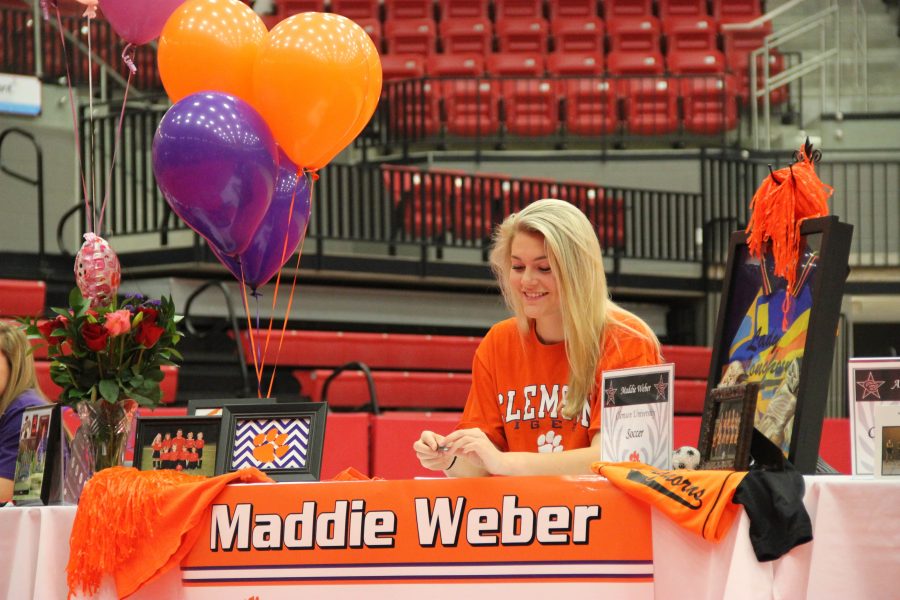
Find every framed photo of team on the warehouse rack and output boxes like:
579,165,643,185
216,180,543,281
134,416,221,477
698,383,759,471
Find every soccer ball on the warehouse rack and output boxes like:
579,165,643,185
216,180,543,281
672,446,700,470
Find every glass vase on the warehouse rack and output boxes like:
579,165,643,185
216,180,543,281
65,399,138,502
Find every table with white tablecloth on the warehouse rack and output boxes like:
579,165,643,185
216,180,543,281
1,476,898,600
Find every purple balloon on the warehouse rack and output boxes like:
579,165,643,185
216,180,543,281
153,92,276,256
99,0,184,45
213,151,312,291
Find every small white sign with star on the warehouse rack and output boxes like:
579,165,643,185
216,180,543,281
848,357,900,476
600,363,675,469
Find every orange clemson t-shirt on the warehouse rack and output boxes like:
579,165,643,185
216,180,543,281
458,315,661,453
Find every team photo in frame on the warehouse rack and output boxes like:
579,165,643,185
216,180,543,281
133,416,222,477
698,383,759,470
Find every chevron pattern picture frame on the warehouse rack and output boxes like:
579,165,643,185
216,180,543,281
216,402,327,481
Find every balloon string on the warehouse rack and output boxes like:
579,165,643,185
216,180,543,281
254,293,262,399
259,169,301,396
54,5,92,233
238,262,263,397
266,173,315,399
96,51,134,235
87,15,97,231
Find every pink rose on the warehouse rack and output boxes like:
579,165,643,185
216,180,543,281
103,309,132,337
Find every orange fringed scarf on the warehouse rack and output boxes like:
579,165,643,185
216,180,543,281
67,466,272,599
745,142,832,331
592,462,747,542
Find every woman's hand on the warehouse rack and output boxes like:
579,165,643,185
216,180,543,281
442,428,506,475
413,430,455,471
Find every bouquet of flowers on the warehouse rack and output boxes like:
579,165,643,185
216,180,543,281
23,288,183,407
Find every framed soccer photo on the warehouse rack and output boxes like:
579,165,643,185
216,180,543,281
698,383,759,470
133,416,222,477
707,216,853,473
13,403,62,505
217,402,327,482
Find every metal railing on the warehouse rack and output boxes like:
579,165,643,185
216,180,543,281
61,101,899,279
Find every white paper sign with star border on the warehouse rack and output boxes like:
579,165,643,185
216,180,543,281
848,357,900,475
601,363,674,469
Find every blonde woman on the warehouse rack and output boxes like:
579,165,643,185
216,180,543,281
414,199,661,477
0,323,47,502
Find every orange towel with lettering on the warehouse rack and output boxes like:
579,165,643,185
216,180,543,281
67,466,272,599
592,462,747,542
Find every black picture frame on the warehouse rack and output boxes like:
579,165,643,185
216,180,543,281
13,403,61,505
216,402,327,482
133,416,222,477
698,383,759,470
186,395,307,416
707,216,853,473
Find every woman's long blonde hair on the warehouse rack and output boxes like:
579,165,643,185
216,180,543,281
0,322,44,416
490,199,659,418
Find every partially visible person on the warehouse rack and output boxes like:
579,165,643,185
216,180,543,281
414,199,662,477
0,323,47,503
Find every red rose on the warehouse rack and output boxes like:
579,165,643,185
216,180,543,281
38,316,69,345
135,321,165,348
81,322,109,351
138,307,159,325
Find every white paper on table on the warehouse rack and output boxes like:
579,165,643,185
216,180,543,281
601,363,674,469
847,357,900,475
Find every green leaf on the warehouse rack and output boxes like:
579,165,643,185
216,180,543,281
168,348,184,361
98,379,120,403
51,307,71,318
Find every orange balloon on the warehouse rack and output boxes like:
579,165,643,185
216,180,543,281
157,0,267,105
314,33,383,169
252,13,373,170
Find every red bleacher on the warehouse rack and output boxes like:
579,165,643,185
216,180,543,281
0,279,46,318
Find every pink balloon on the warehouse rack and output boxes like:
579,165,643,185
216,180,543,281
75,233,121,308
75,0,99,18
98,0,185,45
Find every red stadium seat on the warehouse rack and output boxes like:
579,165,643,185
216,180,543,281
294,369,471,409
276,0,325,14
444,80,502,136
330,0,379,19
486,52,545,76
604,0,652,19
560,78,618,135
385,18,437,54
427,53,486,77
621,77,679,135
549,0,597,19
439,0,490,19
321,412,371,478
439,17,493,54
608,16,661,53
713,0,762,24
503,79,560,136
353,17,382,50
664,17,717,51
680,75,738,134
382,165,449,238
496,17,549,53
494,0,543,19
547,52,604,75
673,379,707,414
667,49,726,74
0,279,46,317
658,0,707,22
607,50,664,75
386,80,442,137
371,412,461,479
380,54,426,80
660,345,712,379
551,17,605,54
386,0,433,19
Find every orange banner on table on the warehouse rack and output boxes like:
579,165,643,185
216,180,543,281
181,475,653,597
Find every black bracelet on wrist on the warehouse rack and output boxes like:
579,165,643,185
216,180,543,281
446,456,458,470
